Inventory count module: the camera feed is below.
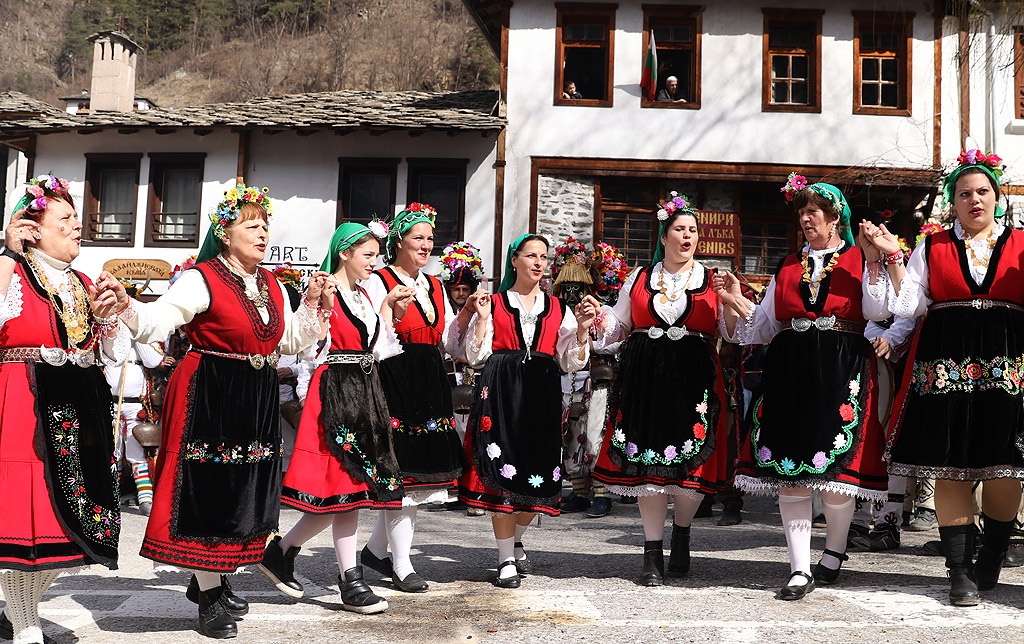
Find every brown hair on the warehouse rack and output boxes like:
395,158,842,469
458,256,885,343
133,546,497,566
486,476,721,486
791,189,839,221
234,201,269,224
513,234,549,257
954,166,1002,200
22,192,76,223
662,210,701,235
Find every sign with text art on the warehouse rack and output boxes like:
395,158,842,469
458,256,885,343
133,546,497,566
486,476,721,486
695,211,740,257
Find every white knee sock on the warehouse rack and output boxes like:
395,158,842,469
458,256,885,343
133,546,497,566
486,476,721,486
778,492,813,585
332,511,360,573
671,491,704,528
496,536,517,579
0,570,59,644
384,507,417,581
194,571,222,592
819,492,855,570
280,513,333,552
878,475,908,530
514,520,531,560
364,511,390,559
852,497,872,529
638,494,670,541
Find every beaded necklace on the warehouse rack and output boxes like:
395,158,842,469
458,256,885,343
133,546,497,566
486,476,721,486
395,269,435,324
957,224,999,268
800,244,842,305
220,257,271,307
25,250,91,346
655,262,695,304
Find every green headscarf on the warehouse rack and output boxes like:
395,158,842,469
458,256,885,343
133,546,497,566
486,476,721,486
196,226,222,264
320,222,374,273
942,163,1005,219
497,233,532,293
387,205,436,261
652,208,701,265
807,182,856,248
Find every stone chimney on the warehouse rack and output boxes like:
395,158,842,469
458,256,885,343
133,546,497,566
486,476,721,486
86,31,143,112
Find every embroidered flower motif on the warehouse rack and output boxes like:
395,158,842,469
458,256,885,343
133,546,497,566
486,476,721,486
833,433,847,450
391,418,400,429
664,445,678,461
757,446,772,463
641,449,657,464
427,419,438,432
693,422,706,440
553,466,561,482
849,379,860,396
839,403,855,422
695,401,708,414
781,458,796,472
682,439,694,454
626,442,638,457
486,443,502,460
480,416,493,432
811,451,828,470
500,464,517,479
613,429,626,444
965,363,983,380
528,474,544,488
481,386,489,400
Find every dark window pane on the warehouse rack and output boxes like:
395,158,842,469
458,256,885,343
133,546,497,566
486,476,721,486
347,172,392,224
772,81,790,103
564,47,607,100
862,58,879,81
411,172,462,250
791,55,808,80
880,58,898,82
880,83,898,107
769,23,812,48
771,55,789,79
862,83,880,106
791,81,808,104
653,25,670,42
672,26,692,42
161,168,199,214
100,169,134,213
565,23,585,40
585,24,605,40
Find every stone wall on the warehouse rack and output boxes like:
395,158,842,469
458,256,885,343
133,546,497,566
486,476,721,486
535,175,596,249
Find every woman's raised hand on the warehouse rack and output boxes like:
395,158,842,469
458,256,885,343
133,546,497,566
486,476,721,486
385,285,416,319
4,208,39,255
89,270,128,319
309,271,335,313
860,221,901,256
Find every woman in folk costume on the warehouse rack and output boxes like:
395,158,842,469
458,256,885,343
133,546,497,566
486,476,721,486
0,176,125,644
258,222,408,614
105,185,329,639
878,151,1024,606
585,194,730,586
715,175,896,600
362,204,471,593
458,234,595,588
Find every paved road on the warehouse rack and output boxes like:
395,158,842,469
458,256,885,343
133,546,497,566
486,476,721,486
9,496,1024,643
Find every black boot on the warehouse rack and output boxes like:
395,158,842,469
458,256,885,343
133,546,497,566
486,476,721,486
667,524,690,577
977,515,1014,590
339,567,388,614
640,540,664,586
197,587,238,639
940,525,979,606
257,535,303,598
186,575,249,618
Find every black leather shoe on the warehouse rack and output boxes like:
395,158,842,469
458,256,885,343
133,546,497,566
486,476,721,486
1004,543,1024,568
949,566,980,606
339,567,388,614
360,545,395,578
560,493,591,513
717,505,742,526
640,540,664,586
940,524,980,606
197,587,238,639
257,535,303,598
667,524,690,577
494,560,521,588
586,496,612,518
812,548,849,585
514,542,533,575
186,575,249,618
779,571,816,600
393,571,429,593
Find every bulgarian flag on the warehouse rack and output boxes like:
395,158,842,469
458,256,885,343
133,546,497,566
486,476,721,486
640,32,658,101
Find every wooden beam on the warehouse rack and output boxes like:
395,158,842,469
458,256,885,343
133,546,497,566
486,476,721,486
193,128,213,136
408,130,427,137
369,129,388,137
154,128,176,135
76,128,103,135
117,128,139,134
492,127,506,281
236,130,250,185
959,15,970,148
334,129,353,136
263,129,284,135
296,128,318,137
933,1,943,168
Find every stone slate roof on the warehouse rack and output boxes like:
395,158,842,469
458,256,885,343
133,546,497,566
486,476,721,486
0,89,503,135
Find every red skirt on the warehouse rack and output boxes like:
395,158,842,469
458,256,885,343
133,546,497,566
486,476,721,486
140,353,265,572
0,364,87,571
282,365,402,513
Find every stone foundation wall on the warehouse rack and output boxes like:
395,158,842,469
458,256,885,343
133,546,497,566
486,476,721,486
535,175,596,249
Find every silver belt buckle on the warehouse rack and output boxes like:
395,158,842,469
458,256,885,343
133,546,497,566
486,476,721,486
71,350,94,368
248,354,266,369
647,327,665,340
790,318,812,332
972,299,993,310
666,326,686,341
266,353,280,368
40,346,67,367
814,315,837,331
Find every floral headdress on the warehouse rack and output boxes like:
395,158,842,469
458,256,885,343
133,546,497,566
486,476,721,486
552,237,593,286
653,191,699,264
387,202,437,261
590,241,629,300
915,218,945,247
9,174,74,224
780,173,855,247
440,241,484,285
780,173,809,202
210,185,273,241
943,149,1005,218
168,255,198,286
273,263,306,291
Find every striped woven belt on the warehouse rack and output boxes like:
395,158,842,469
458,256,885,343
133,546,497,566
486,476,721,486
631,326,715,342
0,346,96,368
929,298,1024,313
781,316,866,335
191,347,280,370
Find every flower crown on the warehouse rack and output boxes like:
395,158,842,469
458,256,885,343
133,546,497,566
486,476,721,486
403,202,437,225
957,149,1003,178
440,241,484,282
24,174,71,211
552,236,591,275
210,185,273,240
780,172,809,201
656,191,691,220
272,263,306,291
169,255,198,286
915,219,944,247
591,241,629,293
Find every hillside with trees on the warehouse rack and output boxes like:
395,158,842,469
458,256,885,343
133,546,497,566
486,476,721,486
1,0,498,108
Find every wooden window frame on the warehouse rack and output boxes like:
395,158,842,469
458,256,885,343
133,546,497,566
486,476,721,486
83,153,142,247
145,153,205,248
641,4,702,110
853,11,914,116
1016,27,1024,120
554,3,617,108
405,158,468,254
336,157,399,228
762,9,823,114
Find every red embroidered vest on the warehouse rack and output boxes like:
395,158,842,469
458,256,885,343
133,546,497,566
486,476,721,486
0,261,96,349
628,266,719,335
774,245,867,323
373,268,445,345
926,228,1024,304
329,287,379,351
491,292,566,354
186,260,285,354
